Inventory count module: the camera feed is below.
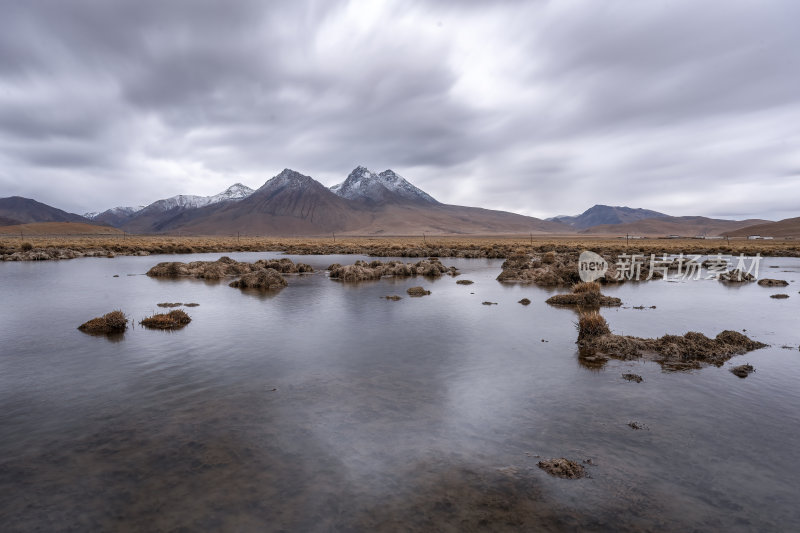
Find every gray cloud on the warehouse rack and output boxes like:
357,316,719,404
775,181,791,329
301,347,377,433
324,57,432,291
0,0,798,220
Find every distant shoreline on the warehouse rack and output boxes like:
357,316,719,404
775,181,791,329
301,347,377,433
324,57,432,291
2,234,799,261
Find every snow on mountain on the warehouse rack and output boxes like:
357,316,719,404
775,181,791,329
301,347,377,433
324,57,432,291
144,183,255,212
205,183,255,204
330,166,438,204
376,169,437,203
85,206,144,220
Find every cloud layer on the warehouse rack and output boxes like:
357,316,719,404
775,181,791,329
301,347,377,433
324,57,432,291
0,0,798,219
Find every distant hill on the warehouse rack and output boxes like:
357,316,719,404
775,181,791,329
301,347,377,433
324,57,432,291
0,196,90,225
580,216,771,236
724,217,800,238
0,215,21,226
100,183,255,231
549,205,668,229
0,222,123,235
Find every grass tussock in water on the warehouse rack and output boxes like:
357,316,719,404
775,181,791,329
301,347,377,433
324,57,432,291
157,302,183,308
758,278,789,287
577,312,767,370
407,286,431,297
546,281,622,307
228,268,287,290
78,310,128,334
147,256,312,280
731,364,755,378
140,309,191,330
456,279,474,285
328,258,457,282
537,458,586,479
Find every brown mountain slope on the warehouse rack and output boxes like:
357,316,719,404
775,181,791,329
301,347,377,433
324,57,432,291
0,222,123,235
340,203,571,235
580,216,770,236
724,217,800,237
0,196,90,225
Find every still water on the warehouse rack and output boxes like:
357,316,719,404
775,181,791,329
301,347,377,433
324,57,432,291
1,253,799,531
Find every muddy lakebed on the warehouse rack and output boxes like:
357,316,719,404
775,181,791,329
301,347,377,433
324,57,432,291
1,252,800,531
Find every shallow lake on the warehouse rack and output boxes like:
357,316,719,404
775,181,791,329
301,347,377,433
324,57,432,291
1,253,799,531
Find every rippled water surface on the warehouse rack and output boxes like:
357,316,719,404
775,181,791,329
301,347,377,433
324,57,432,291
1,253,799,531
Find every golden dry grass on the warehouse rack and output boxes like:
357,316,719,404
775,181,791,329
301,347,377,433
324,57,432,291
78,310,128,334
1,234,799,258
140,309,191,329
0,222,123,235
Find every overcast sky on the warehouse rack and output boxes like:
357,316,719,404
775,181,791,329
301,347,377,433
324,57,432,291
1,0,798,220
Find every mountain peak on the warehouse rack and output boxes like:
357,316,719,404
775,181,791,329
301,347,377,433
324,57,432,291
548,204,668,229
330,166,438,204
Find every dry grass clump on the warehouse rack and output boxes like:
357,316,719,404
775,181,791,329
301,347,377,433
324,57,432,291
770,293,789,299
537,458,585,479
328,258,457,282
622,373,643,383
731,364,755,378
407,286,431,297
157,302,183,308
228,268,287,290
719,269,756,282
518,298,531,305
578,313,767,370
547,281,622,307
184,302,200,307
577,312,611,341
140,309,191,329
4,234,799,263
572,281,600,293
758,278,789,287
456,279,474,285
496,251,582,286
383,295,402,301
146,256,311,280
78,310,128,334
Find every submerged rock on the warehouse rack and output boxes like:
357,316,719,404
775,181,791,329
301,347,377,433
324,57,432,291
78,310,128,334
537,458,586,479
518,298,531,305
229,268,287,290
622,373,643,383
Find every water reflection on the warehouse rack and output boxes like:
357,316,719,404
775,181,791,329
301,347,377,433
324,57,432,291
0,253,799,531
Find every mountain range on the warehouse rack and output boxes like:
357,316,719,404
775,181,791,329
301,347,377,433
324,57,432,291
0,167,793,236
547,205,668,229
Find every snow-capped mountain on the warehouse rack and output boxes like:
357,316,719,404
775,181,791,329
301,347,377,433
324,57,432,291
330,166,438,204
84,206,144,220
205,183,255,205
140,183,255,213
